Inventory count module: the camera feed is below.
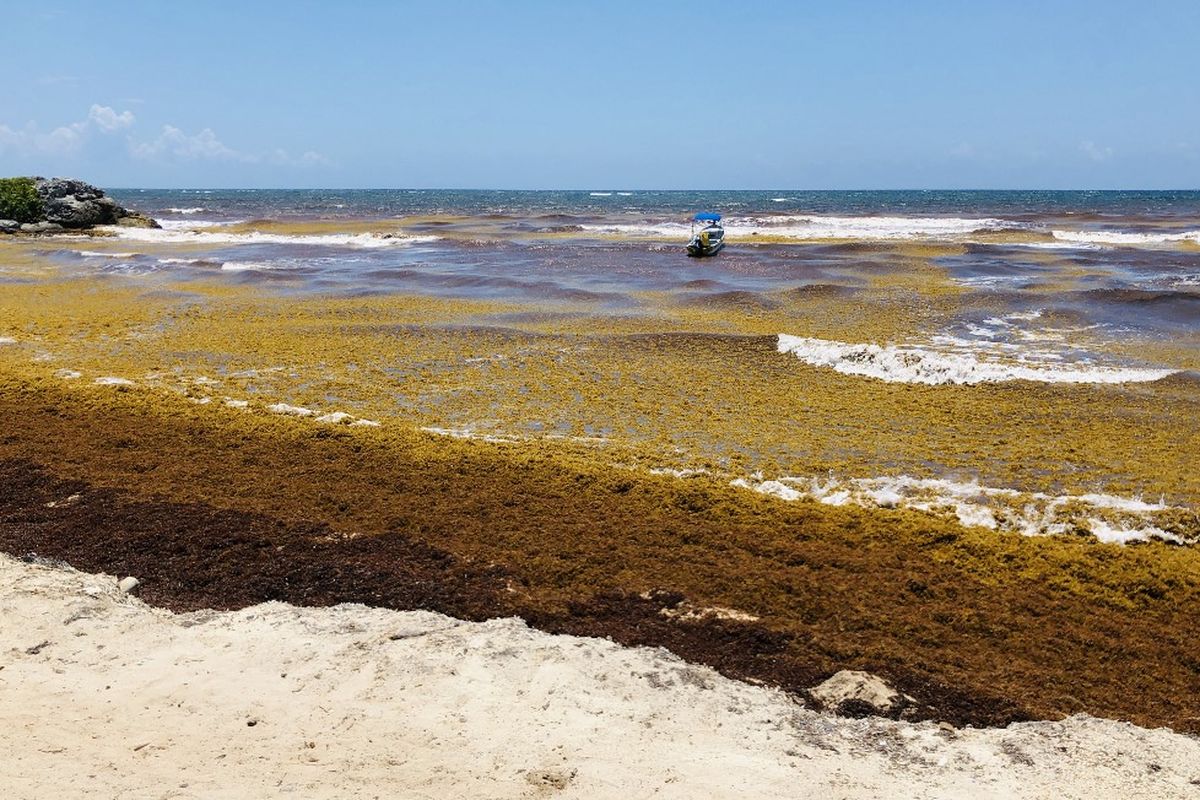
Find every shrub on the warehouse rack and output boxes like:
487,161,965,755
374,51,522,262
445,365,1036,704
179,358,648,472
0,177,44,223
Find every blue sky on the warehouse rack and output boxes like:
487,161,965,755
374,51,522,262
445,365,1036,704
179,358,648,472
2,1,1198,188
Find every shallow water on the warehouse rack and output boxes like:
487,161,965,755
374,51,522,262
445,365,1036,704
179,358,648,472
40,190,1184,372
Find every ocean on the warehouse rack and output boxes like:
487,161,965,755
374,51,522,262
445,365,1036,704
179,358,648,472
80,188,1199,359
7,187,1198,544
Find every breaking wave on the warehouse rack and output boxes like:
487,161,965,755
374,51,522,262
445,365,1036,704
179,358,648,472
101,226,441,249
157,257,219,266
583,215,1027,242
1051,229,1200,246
76,250,139,258
220,261,281,272
776,334,1175,385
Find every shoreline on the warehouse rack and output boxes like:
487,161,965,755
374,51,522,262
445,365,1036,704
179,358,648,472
4,552,1198,798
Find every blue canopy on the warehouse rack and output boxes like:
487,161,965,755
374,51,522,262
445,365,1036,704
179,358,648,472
693,212,722,222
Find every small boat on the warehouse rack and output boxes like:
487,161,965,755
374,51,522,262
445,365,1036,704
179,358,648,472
686,212,725,257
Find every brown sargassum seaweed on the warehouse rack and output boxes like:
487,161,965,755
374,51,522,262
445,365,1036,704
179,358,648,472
2,379,1198,733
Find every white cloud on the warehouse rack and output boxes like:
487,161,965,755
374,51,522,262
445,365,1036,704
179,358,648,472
130,125,251,162
88,104,135,132
0,104,135,156
1,104,328,170
267,148,333,167
129,128,331,167
1079,140,1114,162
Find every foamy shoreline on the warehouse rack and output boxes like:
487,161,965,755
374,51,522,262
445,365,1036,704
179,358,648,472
3,554,1197,799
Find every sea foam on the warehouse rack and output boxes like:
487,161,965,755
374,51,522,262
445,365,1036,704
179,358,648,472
1051,229,1200,246
732,473,1189,544
584,214,1023,242
220,261,280,272
102,225,440,249
776,334,1175,385
76,250,140,258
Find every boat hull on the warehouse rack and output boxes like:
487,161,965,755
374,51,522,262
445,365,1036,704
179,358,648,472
686,239,725,257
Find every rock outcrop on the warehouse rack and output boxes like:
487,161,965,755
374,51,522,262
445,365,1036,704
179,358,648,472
0,177,158,234
36,178,124,228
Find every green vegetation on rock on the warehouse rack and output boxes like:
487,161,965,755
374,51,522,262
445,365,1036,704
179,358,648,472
0,177,44,223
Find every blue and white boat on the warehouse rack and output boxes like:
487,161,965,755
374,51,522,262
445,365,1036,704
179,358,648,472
686,212,725,257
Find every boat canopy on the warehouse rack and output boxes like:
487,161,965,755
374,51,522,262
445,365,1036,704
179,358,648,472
693,212,722,222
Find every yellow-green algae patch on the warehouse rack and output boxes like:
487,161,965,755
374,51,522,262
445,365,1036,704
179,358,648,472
1,273,1197,515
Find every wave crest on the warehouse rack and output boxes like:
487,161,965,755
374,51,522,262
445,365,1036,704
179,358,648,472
1052,229,1200,246
584,215,1026,242
101,226,441,249
776,333,1175,385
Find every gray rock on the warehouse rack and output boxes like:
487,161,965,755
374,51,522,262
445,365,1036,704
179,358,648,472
19,221,65,234
0,219,19,234
118,576,140,594
35,178,122,228
46,195,123,228
34,177,106,203
19,177,159,230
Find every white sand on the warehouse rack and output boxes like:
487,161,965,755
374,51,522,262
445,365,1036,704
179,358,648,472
3,554,1198,799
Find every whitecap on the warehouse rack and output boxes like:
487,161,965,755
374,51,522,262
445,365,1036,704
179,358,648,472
102,226,440,249
1052,229,1200,246
157,257,209,266
167,207,206,214
582,214,1025,243
76,250,140,258
1004,240,1107,251
220,261,282,273
776,334,1175,385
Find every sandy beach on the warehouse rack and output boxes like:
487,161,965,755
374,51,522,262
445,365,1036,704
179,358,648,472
5,553,1199,799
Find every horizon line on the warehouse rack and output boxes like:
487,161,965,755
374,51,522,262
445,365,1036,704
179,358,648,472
99,186,1200,193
